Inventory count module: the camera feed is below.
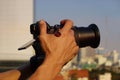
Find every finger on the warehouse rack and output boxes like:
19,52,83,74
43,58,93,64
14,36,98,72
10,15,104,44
70,46,79,58
60,19,73,34
65,46,79,63
39,20,47,35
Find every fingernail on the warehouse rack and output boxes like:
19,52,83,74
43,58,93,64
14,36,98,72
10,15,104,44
54,31,61,37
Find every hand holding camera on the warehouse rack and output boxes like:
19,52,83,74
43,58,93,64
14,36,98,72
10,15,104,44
18,19,100,72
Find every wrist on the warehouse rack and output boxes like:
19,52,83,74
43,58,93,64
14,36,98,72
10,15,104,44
33,56,63,80
44,52,65,67
40,55,63,70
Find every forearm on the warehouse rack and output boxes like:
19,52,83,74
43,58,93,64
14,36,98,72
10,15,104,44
0,69,20,80
29,57,63,80
17,62,33,80
0,62,34,80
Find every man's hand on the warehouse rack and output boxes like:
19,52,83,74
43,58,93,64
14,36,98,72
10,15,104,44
39,19,79,66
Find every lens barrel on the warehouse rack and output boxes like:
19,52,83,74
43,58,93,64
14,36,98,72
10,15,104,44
73,24,100,48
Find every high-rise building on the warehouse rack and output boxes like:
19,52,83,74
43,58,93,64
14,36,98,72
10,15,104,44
79,48,87,63
111,50,119,63
0,0,33,60
79,47,96,63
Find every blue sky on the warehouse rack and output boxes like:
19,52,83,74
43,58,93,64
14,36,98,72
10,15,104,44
34,0,120,53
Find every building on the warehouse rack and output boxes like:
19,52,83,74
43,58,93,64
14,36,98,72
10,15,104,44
95,55,107,65
119,60,120,67
0,0,33,60
111,50,119,63
79,48,87,63
99,73,111,80
80,47,96,64
68,69,89,80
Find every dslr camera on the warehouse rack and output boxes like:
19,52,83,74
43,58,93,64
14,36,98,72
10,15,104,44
30,21,100,48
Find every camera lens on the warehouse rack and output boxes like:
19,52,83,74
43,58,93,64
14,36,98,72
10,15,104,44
73,24,100,48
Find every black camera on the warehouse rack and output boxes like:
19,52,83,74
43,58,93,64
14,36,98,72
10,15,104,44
30,21,100,48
